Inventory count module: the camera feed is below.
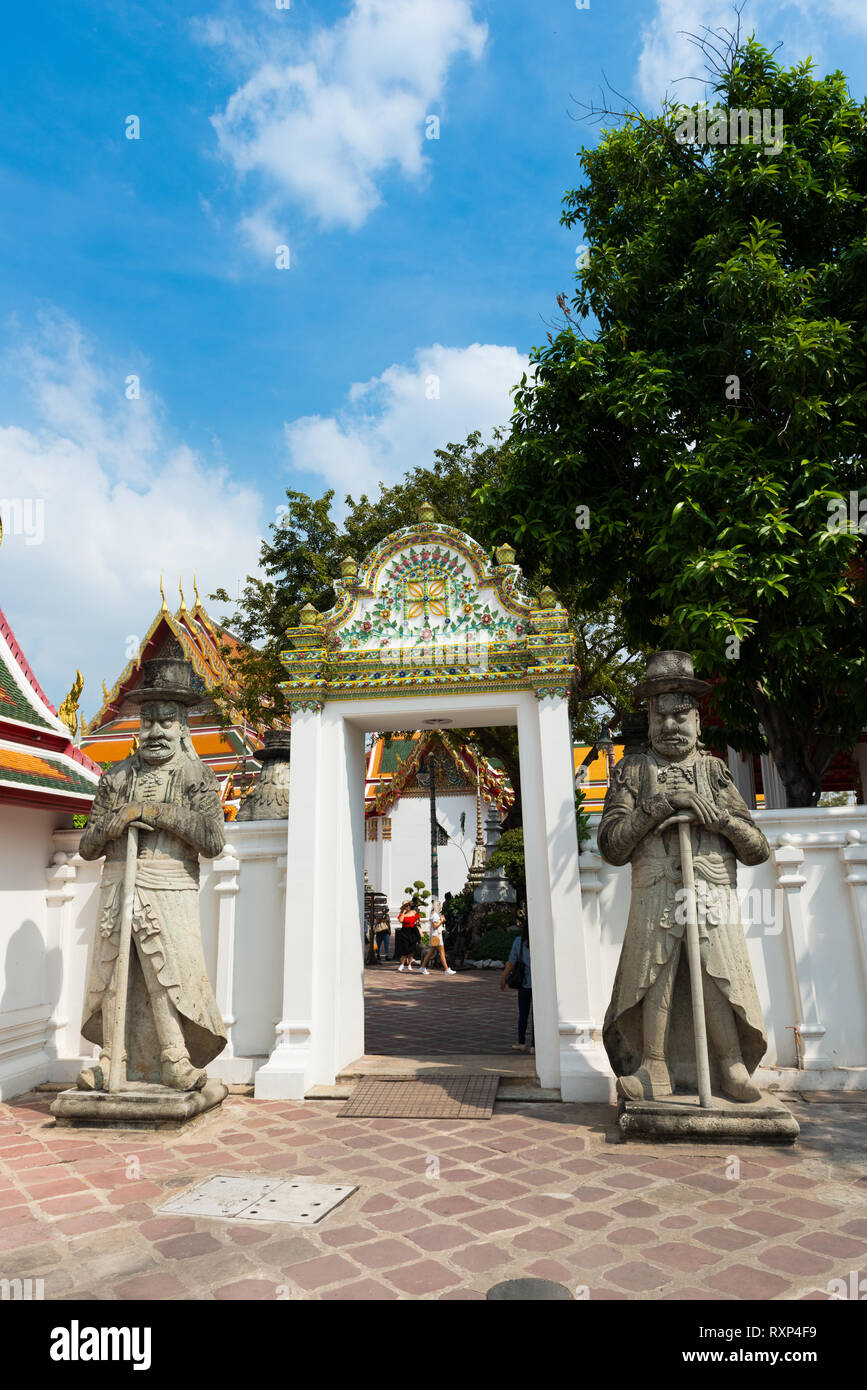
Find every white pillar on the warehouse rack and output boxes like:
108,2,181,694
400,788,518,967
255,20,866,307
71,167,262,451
840,829,867,999
760,754,788,809
771,833,831,1069
45,848,80,1065
518,693,611,1100
255,707,366,1098
212,842,241,1075
727,746,756,809
255,706,323,1098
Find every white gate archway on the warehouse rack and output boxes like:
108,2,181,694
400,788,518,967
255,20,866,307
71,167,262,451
254,506,611,1102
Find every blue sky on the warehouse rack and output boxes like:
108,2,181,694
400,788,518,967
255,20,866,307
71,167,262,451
1,0,865,712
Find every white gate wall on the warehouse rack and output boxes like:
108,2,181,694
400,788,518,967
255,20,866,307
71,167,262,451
1,806,866,1100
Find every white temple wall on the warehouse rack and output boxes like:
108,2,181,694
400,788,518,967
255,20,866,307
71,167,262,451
366,794,481,915
1,806,866,1098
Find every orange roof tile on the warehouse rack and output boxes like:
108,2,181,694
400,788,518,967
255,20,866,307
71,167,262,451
1,748,68,781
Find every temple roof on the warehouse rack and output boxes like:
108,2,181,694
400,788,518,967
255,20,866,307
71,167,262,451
365,730,514,818
0,604,101,811
84,588,249,734
81,587,284,791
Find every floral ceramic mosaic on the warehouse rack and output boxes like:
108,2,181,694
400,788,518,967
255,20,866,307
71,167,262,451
280,518,576,705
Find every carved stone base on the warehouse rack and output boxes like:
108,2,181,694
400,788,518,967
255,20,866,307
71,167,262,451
50,1079,228,1129
618,1089,799,1143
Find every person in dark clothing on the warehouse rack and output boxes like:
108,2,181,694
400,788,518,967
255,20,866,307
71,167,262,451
500,918,533,1051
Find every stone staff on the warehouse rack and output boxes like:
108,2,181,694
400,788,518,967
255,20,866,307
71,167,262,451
106,820,150,1092
660,812,712,1108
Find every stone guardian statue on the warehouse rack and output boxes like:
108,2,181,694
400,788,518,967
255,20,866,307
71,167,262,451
70,659,227,1101
599,651,771,1107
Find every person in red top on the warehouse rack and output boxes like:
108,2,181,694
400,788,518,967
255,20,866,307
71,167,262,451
395,901,421,973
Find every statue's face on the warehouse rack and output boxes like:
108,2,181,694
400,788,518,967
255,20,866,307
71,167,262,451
139,702,184,765
649,694,699,761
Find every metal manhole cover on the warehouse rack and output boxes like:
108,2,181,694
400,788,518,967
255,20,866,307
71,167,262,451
339,1073,500,1119
157,1174,356,1225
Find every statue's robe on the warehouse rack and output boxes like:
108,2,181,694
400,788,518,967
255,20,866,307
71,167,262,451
598,751,769,1089
79,752,227,1082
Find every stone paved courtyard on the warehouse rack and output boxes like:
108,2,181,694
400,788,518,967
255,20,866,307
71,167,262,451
1,1087,865,1301
364,962,530,1056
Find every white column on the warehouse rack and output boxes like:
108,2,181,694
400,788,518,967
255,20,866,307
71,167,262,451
727,746,756,809
255,706,366,1097
760,754,788,809
212,842,240,1065
255,705,323,1098
333,718,366,1077
771,833,831,1069
518,693,611,1099
44,849,80,1064
840,829,867,999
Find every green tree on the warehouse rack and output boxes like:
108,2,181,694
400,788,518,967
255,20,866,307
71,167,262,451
487,828,526,905
482,37,867,806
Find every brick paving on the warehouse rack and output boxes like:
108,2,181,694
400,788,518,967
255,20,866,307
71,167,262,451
0,1088,865,1300
364,963,531,1055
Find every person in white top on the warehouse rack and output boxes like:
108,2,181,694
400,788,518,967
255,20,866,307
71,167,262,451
418,900,456,975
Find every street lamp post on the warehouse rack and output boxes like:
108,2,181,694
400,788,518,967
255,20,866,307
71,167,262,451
416,753,439,899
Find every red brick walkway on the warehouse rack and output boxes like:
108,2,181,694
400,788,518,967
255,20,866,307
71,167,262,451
364,964,532,1056
1,1089,864,1301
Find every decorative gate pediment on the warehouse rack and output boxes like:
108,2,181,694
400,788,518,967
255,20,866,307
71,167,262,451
280,505,577,709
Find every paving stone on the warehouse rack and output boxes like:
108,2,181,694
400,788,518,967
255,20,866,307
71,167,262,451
773,1196,842,1219
464,1208,528,1234
322,1278,398,1300
733,1210,804,1237
139,1217,195,1241
703,1263,792,1300
797,1231,866,1259
387,1259,461,1295
609,1225,658,1247
407,1224,467,1252
452,1242,510,1273
285,1253,360,1290
604,1261,670,1293
524,1258,578,1284
565,1211,613,1231
116,1273,189,1300
759,1244,835,1277
214,1278,280,1300
567,1241,620,1271
511,1227,571,1253
510,1194,574,1218
156,1232,222,1260
695,1225,761,1252
423,1194,483,1217
319,1223,379,1248
612,1199,660,1218
604,1172,649,1191
353,1237,418,1269
255,1234,319,1266
642,1241,721,1273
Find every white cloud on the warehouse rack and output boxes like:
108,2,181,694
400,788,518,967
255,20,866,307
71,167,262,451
636,0,867,107
0,315,264,715
205,0,487,237
284,342,528,500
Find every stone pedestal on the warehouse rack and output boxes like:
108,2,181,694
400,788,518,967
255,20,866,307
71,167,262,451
619,1089,799,1143
51,1079,227,1129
